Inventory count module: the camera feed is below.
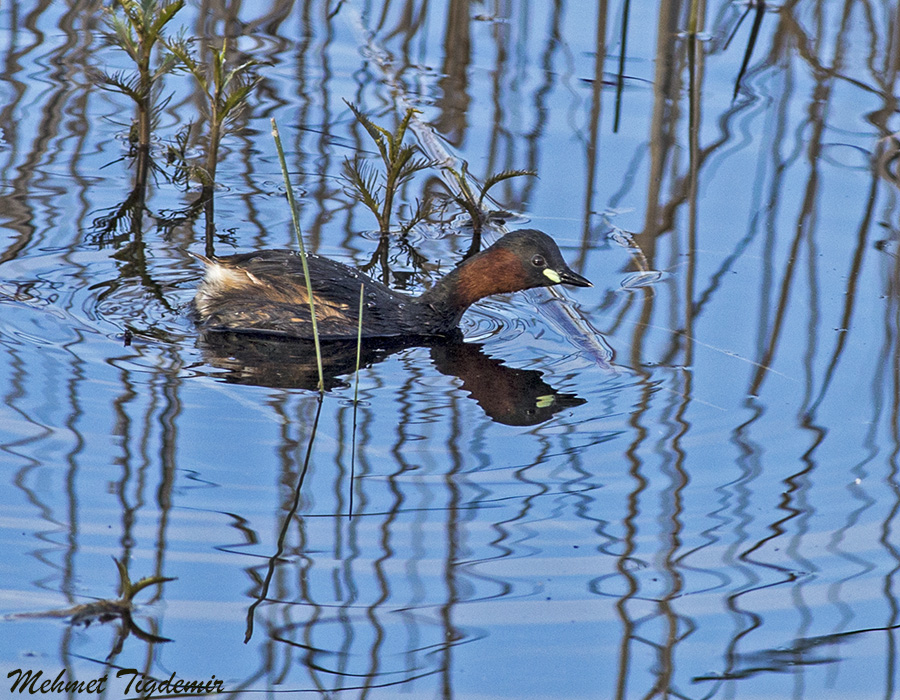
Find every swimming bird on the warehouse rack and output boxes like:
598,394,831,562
191,228,591,340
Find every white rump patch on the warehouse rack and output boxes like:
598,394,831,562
194,262,257,316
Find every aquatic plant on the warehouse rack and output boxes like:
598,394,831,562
342,101,433,235
445,161,535,243
164,36,259,198
8,558,175,648
164,36,259,250
101,0,184,187
93,0,184,245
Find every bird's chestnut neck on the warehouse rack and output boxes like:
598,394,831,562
420,246,532,311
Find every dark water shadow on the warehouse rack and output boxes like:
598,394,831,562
196,330,585,426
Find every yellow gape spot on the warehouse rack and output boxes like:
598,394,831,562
542,269,561,283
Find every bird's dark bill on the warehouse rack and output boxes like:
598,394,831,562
558,268,592,288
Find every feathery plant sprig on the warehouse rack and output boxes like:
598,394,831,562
342,101,434,235
102,0,184,179
165,35,260,192
447,161,536,235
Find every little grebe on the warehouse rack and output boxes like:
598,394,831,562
191,228,591,339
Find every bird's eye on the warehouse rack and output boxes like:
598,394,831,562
531,255,546,267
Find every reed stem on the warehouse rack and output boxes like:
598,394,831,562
349,282,365,519
354,282,364,404
271,118,325,393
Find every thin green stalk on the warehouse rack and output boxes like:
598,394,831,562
349,282,364,520
688,0,701,35
271,118,324,393
354,282,364,404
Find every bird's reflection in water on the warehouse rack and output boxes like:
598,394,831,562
198,331,585,426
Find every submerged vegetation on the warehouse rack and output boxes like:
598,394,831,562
8,559,176,651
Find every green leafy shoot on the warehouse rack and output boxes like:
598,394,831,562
101,0,185,151
478,168,537,208
165,35,260,191
342,158,383,219
166,35,259,124
447,161,536,234
104,0,184,70
342,101,433,234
